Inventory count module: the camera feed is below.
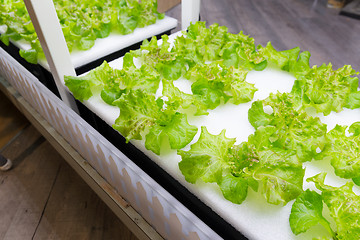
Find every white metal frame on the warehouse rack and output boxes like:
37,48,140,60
182,0,201,30
23,0,78,111
23,0,201,112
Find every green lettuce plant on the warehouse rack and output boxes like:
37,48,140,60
64,22,360,239
290,173,360,240
0,0,164,63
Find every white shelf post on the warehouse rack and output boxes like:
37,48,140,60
182,0,201,30
23,0,79,113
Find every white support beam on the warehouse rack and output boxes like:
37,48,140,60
181,0,201,30
23,0,78,113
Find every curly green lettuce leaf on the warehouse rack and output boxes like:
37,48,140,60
289,189,334,237
259,42,299,67
122,51,137,68
248,93,327,162
156,59,187,80
320,123,360,179
0,0,164,63
248,100,272,129
291,64,360,116
93,22,111,39
312,237,333,240
137,0,165,26
229,141,261,179
258,42,311,77
65,61,115,101
293,51,312,77
145,112,197,155
251,150,304,205
349,121,360,135
19,49,38,64
140,34,173,60
162,80,208,116
346,92,360,109
65,61,160,104
191,78,228,110
179,22,229,63
308,173,360,240
220,32,267,70
134,35,187,80
113,90,161,142
224,67,257,104
119,64,161,95
229,127,305,205
171,34,202,67
185,62,256,107
178,126,236,184
0,0,36,48
245,147,304,205
100,88,124,105
173,22,266,71
117,12,138,35
113,90,197,155
218,174,248,204
353,177,360,186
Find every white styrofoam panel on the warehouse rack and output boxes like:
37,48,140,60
2,16,177,72
77,32,360,240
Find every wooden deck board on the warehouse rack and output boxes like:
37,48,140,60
0,90,29,150
0,105,139,239
0,126,57,240
33,162,138,240
167,0,360,70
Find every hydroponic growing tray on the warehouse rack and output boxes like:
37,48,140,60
0,16,177,97
70,31,360,240
0,44,221,240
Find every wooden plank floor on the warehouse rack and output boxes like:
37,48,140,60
0,90,29,150
0,90,138,240
167,0,360,71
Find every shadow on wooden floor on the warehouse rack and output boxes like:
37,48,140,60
0,90,138,240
